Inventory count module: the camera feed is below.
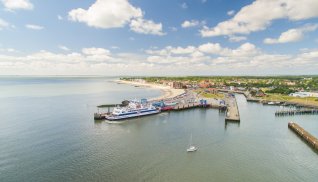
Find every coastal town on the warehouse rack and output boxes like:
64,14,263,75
94,76,317,152
120,76,318,108
95,76,318,123
92,76,318,153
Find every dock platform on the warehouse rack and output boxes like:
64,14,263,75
225,95,240,122
288,122,318,152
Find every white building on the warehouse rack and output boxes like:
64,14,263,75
289,92,318,98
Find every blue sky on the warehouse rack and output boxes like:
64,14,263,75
0,0,318,75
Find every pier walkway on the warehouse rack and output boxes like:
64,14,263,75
225,95,240,122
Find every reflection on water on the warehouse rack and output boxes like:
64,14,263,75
0,77,318,182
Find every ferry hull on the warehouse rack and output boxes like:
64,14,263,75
106,110,160,121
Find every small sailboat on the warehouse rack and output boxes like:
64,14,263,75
187,134,198,152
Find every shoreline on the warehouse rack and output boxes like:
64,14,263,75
116,80,185,101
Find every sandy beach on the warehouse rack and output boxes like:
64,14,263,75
116,80,185,101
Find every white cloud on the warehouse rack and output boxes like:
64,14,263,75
58,45,70,51
227,10,235,16
68,0,164,36
170,46,196,54
222,42,259,57
201,0,318,37
202,0,207,3
26,24,44,30
68,0,142,29
181,20,205,28
181,2,188,9
228,35,247,42
0,18,9,30
1,0,33,10
129,18,165,35
264,24,318,44
198,43,222,54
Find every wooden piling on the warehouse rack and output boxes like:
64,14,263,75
275,109,318,117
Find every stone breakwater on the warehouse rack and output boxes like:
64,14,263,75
288,122,318,152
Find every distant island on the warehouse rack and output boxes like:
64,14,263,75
120,76,318,108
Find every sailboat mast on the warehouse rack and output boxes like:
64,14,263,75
189,134,192,146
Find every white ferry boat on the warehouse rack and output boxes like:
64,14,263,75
106,99,160,121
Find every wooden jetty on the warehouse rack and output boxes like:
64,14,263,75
225,96,240,122
246,98,261,102
262,101,283,105
288,122,318,152
275,109,318,116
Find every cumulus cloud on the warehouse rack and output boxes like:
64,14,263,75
25,24,44,30
68,0,142,28
200,0,318,37
198,43,222,54
68,0,164,35
181,20,205,28
264,24,318,44
1,0,33,10
130,18,165,35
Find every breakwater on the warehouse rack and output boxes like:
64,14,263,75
288,122,318,152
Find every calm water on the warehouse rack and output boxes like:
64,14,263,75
0,77,317,182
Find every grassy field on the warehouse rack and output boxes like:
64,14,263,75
201,93,225,99
193,89,225,99
264,94,318,106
